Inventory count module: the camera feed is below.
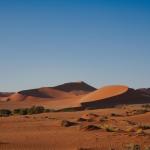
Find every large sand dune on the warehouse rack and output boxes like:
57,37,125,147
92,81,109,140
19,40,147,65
81,85,129,103
0,83,150,110
8,87,76,102
53,81,96,94
7,81,95,101
0,92,14,97
80,85,150,108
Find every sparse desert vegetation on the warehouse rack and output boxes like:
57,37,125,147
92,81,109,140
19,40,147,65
0,83,150,149
0,105,150,149
0,106,54,117
0,109,12,117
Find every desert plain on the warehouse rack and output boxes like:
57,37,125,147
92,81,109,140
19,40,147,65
0,82,150,150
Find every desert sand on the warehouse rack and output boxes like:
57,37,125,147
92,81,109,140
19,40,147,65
0,82,150,150
0,107,150,150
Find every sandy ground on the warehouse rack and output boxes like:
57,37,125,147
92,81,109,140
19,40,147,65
0,106,150,150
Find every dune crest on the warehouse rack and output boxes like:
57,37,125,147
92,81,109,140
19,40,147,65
81,85,129,103
53,81,96,94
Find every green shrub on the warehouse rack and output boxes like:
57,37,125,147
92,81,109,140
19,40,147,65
7,106,56,116
27,106,44,114
19,108,29,115
13,109,21,114
0,109,12,117
13,106,46,115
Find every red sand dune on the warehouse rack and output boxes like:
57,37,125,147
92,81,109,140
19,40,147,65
9,93,27,101
0,92,14,97
53,81,96,94
9,87,76,101
18,87,72,98
80,85,150,108
1,83,150,109
0,92,14,102
81,85,129,103
136,88,150,96
7,81,96,102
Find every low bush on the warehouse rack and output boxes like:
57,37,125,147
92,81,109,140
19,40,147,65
14,108,29,115
28,106,45,114
0,109,12,117
13,106,51,115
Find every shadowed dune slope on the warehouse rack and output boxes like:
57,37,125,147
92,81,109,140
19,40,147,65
0,92,15,101
81,85,129,102
0,92,14,97
18,87,71,98
9,93,27,101
7,81,96,101
53,81,96,94
9,87,75,101
136,88,150,96
80,85,150,108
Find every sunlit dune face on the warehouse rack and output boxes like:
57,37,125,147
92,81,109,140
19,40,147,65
81,85,129,102
9,93,27,101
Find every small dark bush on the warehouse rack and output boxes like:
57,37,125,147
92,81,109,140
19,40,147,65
19,108,29,115
13,109,21,114
28,106,45,114
0,109,12,117
13,108,29,115
13,106,49,115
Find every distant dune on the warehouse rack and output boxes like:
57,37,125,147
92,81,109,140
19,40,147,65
0,92,14,102
3,81,95,102
136,88,150,96
81,85,129,103
18,87,72,98
0,92,14,97
80,85,150,108
9,87,75,101
53,81,96,94
9,93,27,101
0,82,150,109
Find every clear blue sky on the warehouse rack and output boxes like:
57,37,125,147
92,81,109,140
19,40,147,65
0,0,150,91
